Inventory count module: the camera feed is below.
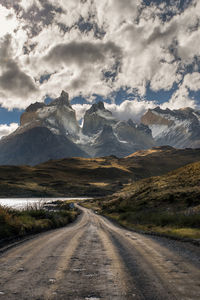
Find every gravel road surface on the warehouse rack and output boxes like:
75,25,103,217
0,206,200,299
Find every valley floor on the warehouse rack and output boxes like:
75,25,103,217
0,206,200,299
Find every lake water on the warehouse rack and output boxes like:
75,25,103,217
0,197,90,209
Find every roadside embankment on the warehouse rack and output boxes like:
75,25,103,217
0,200,79,246
81,199,200,244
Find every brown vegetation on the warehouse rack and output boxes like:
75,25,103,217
85,161,200,239
0,147,200,197
0,201,79,242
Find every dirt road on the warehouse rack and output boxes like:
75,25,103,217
0,206,200,299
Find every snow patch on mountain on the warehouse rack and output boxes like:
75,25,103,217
115,135,129,144
142,107,200,148
150,124,168,139
193,112,200,123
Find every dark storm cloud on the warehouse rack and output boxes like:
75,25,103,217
44,41,122,67
0,35,37,97
0,61,37,96
70,76,88,90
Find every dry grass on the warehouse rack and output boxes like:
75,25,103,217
0,201,79,241
0,147,200,198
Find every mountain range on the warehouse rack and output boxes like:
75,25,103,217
0,90,200,165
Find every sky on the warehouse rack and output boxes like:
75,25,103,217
0,0,200,137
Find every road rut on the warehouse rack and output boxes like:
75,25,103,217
0,206,200,299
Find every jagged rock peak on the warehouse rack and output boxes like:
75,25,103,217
87,101,105,114
153,106,172,114
49,90,71,107
61,90,70,102
82,101,115,135
25,102,45,113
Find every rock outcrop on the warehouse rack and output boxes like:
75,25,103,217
0,91,87,165
20,90,80,136
82,101,117,136
141,107,200,148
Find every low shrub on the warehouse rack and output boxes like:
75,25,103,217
117,210,200,228
0,203,79,241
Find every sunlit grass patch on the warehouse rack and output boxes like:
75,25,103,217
164,228,200,239
101,211,200,240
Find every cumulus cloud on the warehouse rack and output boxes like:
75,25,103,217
105,100,156,123
161,85,196,110
0,5,18,38
0,0,200,117
20,0,42,11
183,72,200,91
161,71,200,111
37,40,122,100
0,123,18,139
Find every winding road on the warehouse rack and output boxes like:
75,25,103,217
0,206,200,299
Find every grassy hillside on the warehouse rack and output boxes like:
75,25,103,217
0,157,131,197
0,147,200,197
124,146,200,180
87,161,200,239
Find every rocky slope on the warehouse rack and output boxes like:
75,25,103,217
0,127,88,166
141,107,200,148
